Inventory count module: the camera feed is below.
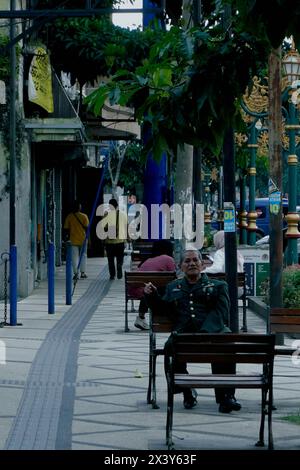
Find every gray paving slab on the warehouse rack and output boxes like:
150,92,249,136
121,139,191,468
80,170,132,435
0,256,300,451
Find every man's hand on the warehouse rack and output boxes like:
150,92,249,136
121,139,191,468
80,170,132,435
144,282,157,295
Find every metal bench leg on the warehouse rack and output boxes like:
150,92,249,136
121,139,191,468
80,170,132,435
166,388,174,449
125,300,129,332
151,352,159,409
268,386,274,450
131,299,135,312
256,388,266,447
147,333,154,404
147,353,154,404
241,295,248,332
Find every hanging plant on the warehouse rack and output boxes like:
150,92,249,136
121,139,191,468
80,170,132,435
0,35,25,172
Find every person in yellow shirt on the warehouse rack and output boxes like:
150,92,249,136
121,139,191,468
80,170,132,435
99,198,127,280
64,201,89,280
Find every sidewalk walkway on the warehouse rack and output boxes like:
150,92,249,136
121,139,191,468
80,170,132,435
0,257,300,450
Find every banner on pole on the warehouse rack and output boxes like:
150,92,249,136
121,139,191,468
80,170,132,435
28,46,54,113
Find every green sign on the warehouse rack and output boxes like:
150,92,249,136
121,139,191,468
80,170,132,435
256,263,269,296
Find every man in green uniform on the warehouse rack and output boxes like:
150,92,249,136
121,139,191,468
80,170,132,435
144,249,241,413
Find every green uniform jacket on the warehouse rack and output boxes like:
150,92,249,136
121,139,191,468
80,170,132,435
146,274,231,334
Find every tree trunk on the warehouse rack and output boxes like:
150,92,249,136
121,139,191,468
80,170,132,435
174,144,193,263
268,48,283,310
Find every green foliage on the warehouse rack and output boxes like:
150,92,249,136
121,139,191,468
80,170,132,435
0,35,24,165
0,34,20,84
105,141,145,193
256,154,269,196
227,0,300,49
34,0,117,8
39,17,163,85
281,414,300,425
261,265,300,307
203,225,214,248
282,265,300,308
0,35,10,83
38,0,300,163
86,23,269,161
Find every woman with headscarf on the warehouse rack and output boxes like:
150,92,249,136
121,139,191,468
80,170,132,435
203,231,244,296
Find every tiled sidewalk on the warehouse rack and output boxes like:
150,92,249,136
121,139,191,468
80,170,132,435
0,256,300,450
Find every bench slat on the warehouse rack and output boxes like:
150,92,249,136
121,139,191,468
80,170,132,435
271,308,300,315
270,316,300,325
270,324,300,333
175,373,265,388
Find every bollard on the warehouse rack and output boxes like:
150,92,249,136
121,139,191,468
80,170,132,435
10,245,17,326
48,242,55,314
66,241,72,305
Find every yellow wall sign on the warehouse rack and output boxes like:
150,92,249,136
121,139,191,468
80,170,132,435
28,47,54,113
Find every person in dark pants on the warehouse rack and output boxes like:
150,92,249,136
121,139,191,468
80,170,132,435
144,249,241,413
129,240,176,330
63,201,89,280
100,198,128,280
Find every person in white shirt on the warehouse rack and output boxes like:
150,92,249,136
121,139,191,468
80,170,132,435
203,230,244,297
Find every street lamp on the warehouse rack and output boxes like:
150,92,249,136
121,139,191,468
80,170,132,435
246,118,265,245
282,45,300,264
202,170,212,225
241,77,268,246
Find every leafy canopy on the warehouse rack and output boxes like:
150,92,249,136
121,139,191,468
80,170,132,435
86,21,269,160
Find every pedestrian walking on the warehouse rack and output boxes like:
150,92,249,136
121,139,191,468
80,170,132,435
99,198,128,280
64,201,89,280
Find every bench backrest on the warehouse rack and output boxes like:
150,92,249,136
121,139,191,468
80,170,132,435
169,333,275,365
206,272,246,288
269,308,300,334
151,309,173,333
132,240,154,256
125,271,177,301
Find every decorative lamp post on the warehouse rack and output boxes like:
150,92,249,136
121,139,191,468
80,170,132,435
282,45,300,264
241,77,268,246
203,172,212,224
247,119,265,245
217,166,224,230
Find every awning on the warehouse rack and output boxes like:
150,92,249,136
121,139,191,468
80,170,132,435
25,118,86,143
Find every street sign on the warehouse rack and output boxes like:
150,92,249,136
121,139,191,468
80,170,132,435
269,191,281,215
224,208,236,232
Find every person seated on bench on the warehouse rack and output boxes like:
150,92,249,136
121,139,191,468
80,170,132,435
131,240,176,330
144,248,242,414
202,230,244,297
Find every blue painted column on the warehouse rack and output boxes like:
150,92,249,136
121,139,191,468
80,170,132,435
142,1,167,240
65,241,72,305
48,242,55,314
9,245,17,326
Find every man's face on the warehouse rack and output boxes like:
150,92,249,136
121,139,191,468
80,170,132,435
181,250,202,277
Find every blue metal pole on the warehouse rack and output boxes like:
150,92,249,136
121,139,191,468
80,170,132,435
48,242,55,314
142,1,167,240
9,245,17,326
66,241,72,305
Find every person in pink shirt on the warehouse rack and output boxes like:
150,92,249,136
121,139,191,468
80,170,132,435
132,240,176,330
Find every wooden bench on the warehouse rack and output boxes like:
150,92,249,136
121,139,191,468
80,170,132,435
130,251,150,271
269,307,300,355
164,333,275,450
124,271,176,332
206,272,248,332
148,308,173,408
147,272,247,408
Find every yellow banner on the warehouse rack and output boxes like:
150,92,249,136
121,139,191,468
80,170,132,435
28,46,54,113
